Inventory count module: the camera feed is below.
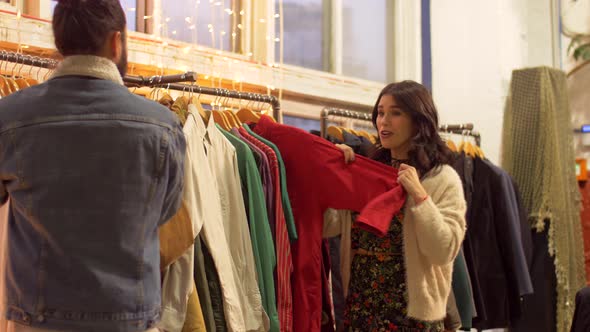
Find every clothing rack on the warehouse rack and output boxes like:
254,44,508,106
439,123,481,147
0,50,280,119
320,107,372,138
0,50,197,85
147,84,280,120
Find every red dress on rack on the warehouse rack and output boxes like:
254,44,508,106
253,116,406,332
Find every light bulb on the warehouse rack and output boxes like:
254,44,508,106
165,17,171,22
237,24,243,29
259,19,266,23
274,14,280,18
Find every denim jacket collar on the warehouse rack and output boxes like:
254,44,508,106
51,55,124,85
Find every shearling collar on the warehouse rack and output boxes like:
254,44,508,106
51,55,124,85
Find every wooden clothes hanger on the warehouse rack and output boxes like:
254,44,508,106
236,97,261,123
327,125,344,141
188,86,210,124
210,92,232,130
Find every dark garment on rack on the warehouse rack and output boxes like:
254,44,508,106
357,136,374,157
452,153,485,321
512,220,557,332
468,157,533,330
571,286,590,332
322,240,336,332
193,234,216,332
453,248,474,330
341,130,362,153
445,289,462,331
202,239,228,332
328,236,345,330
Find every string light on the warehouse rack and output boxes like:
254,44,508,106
259,18,266,23
274,14,280,18
128,7,136,12
185,17,192,23
240,10,244,15
237,24,243,29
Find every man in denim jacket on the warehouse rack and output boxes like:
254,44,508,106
0,0,186,331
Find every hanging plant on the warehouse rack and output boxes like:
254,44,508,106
568,34,590,61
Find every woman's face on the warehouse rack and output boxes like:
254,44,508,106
376,94,415,155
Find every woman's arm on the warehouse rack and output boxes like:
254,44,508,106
410,167,467,265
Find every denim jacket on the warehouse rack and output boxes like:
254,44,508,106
0,56,186,332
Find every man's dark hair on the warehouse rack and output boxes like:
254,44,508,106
52,0,127,56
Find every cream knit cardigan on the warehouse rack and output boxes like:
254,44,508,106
403,165,466,321
325,164,466,322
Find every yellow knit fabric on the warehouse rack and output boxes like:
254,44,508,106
501,67,586,332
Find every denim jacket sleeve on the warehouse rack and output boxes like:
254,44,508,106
160,124,187,226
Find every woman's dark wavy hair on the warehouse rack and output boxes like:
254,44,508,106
370,80,454,177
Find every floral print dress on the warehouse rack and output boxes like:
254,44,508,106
343,209,444,332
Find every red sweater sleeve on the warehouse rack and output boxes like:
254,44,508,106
254,116,406,235
311,136,406,236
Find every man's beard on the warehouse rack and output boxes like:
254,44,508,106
117,48,128,77
117,36,128,77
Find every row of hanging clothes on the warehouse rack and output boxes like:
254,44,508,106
0,50,396,332
0,51,293,332
0,49,535,332
125,75,294,332
149,85,414,332
318,109,535,332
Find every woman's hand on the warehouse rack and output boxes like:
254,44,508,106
398,163,428,202
336,144,355,164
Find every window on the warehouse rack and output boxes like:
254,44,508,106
276,0,324,70
275,0,392,82
282,115,320,133
341,0,388,82
50,0,138,32
161,0,241,53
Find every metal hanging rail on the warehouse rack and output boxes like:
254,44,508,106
0,50,279,119
320,107,372,138
439,123,481,147
321,106,481,147
159,84,280,120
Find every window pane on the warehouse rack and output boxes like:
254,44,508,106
277,0,324,70
161,0,238,52
50,0,138,32
282,115,320,133
341,0,387,82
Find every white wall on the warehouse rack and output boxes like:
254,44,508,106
431,0,558,164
